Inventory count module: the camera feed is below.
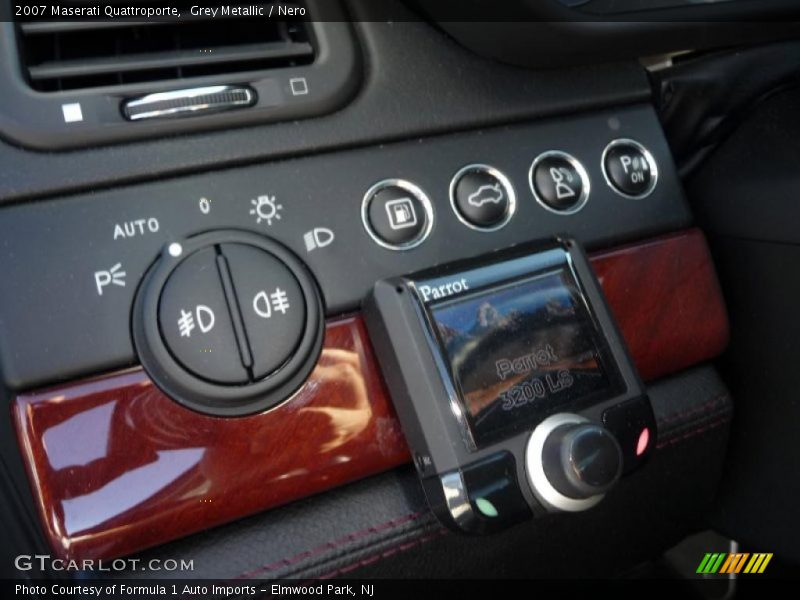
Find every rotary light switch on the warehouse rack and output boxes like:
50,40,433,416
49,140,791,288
134,231,323,417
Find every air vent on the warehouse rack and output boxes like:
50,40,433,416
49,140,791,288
16,9,315,92
0,0,358,149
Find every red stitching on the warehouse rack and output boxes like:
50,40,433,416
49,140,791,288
235,510,428,580
233,395,731,582
656,416,731,449
315,529,448,580
275,408,726,581
656,394,730,427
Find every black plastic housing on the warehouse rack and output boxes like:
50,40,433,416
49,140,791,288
133,230,324,416
364,238,652,533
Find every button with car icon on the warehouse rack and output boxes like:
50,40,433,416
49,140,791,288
450,165,516,231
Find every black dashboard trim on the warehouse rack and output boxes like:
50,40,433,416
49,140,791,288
0,0,651,206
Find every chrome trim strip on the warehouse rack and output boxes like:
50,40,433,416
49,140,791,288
123,85,256,121
441,471,475,526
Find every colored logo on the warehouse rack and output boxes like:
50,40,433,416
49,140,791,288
697,552,773,575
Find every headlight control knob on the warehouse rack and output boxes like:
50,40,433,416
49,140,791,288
525,413,622,512
133,230,323,417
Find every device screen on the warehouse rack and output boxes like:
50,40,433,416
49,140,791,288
430,268,622,447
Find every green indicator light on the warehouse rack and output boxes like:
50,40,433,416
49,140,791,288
475,497,499,517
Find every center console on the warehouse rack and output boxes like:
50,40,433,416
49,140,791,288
0,103,729,563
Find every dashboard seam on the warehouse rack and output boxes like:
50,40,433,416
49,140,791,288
656,416,731,450
312,529,449,580
298,405,733,578
234,510,432,580
656,393,731,427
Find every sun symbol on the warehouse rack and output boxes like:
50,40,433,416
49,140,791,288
250,195,283,226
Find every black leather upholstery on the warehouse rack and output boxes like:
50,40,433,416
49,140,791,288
121,364,731,581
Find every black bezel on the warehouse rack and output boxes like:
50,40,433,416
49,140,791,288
422,263,626,450
364,237,646,528
132,230,324,417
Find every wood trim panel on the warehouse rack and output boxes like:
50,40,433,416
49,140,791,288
592,229,729,381
13,228,728,561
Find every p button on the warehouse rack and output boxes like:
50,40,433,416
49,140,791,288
602,139,658,199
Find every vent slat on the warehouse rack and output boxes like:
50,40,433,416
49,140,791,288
28,42,314,81
19,21,162,34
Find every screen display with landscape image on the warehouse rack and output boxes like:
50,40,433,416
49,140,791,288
430,269,620,447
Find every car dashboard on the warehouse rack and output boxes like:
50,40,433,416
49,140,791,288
1,0,798,592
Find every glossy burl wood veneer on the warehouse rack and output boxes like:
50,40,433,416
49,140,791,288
13,229,728,561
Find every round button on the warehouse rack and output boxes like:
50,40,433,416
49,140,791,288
529,151,590,214
602,139,658,198
548,424,622,498
221,244,306,380
526,413,620,512
450,165,516,231
362,179,433,250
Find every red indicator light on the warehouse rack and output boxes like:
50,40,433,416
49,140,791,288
636,427,650,456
